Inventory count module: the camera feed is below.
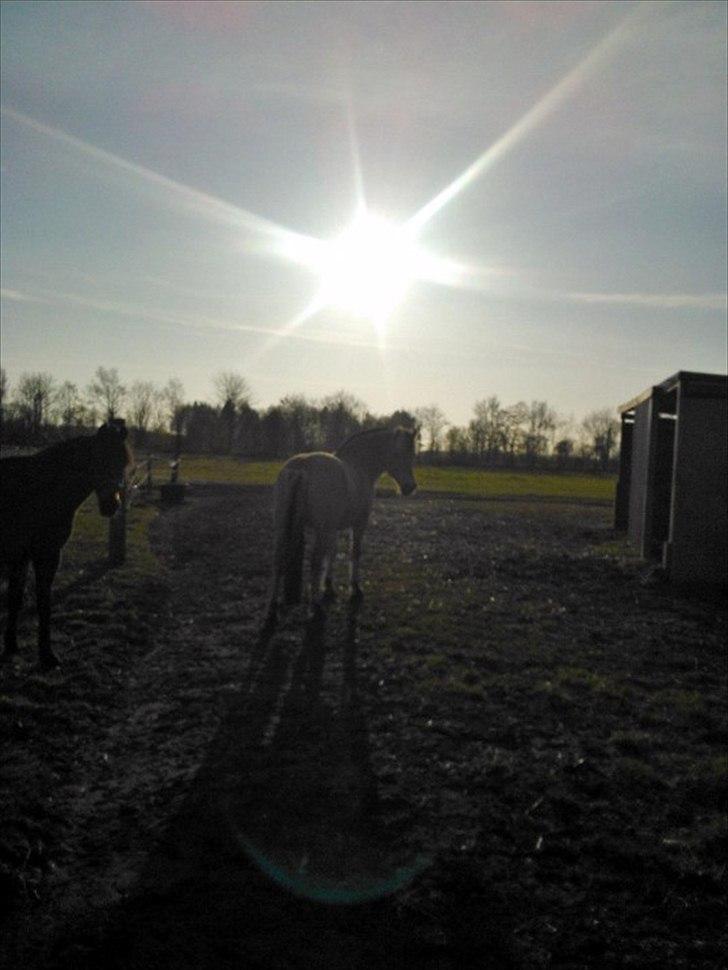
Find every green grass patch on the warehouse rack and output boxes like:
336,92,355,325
158,455,615,503
403,465,615,503
647,688,707,723
532,666,632,705
171,456,279,486
57,495,161,591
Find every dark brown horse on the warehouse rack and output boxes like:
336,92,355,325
0,420,132,668
265,426,417,628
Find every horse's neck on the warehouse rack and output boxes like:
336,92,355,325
337,434,389,485
45,439,96,512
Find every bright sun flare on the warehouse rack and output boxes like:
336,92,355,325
315,212,424,326
274,206,464,346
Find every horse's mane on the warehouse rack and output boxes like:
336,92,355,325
335,425,390,452
335,424,414,457
35,434,94,461
34,428,132,467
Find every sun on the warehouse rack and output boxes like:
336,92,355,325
311,210,442,329
270,206,465,349
315,212,417,324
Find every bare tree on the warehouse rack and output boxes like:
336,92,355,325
16,372,55,432
319,390,367,447
280,394,320,451
414,404,449,453
128,381,157,437
161,377,186,434
582,408,620,470
523,400,556,465
87,367,126,420
470,396,505,460
0,367,7,431
212,371,250,409
320,390,367,421
554,437,575,468
54,381,83,427
501,402,528,462
445,425,470,461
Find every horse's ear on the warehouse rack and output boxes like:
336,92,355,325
97,418,128,440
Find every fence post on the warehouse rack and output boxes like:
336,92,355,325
108,485,127,565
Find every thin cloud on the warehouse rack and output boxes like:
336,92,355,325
0,283,385,352
0,287,52,304
562,291,727,311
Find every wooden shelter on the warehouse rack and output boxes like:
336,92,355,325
615,371,727,586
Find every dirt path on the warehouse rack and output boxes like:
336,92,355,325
1,484,726,969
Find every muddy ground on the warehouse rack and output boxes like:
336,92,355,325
1,483,726,969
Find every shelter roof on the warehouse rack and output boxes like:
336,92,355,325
618,371,728,414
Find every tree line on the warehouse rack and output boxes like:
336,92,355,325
0,366,620,471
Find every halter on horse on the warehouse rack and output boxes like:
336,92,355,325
0,419,132,668
265,426,417,629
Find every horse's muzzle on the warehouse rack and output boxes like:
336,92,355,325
401,481,417,497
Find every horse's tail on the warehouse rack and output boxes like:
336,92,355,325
275,469,306,606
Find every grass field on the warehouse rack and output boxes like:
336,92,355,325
41,457,615,587
146,455,616,503
54,495,160,594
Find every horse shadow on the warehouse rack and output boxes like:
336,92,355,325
45,605,426,970
234,605,384,879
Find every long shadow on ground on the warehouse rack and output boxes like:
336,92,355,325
47,604,514,970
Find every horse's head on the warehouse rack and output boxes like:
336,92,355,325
387,427,417,496
91,419,133,517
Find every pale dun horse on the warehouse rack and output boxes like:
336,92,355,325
265,426,417,628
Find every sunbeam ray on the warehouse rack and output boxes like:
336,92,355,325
344,93,367,217
0,105,316,252
246,292,330,368
406,1,660,234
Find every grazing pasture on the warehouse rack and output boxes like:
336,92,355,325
0,468,725,969
172,455,616,502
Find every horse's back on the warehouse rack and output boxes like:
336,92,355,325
0,455,71,564
277,451,357,531
0,456,38,533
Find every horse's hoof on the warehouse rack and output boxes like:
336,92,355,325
0,650,18,665
39,652,61,671
349,585,364,606
322,585,337,604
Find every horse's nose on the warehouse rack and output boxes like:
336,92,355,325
401,480,417,496
98,491,121,517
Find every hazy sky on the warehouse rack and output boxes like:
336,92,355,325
1,0,726,425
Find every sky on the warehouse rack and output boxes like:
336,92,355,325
1,0,726,427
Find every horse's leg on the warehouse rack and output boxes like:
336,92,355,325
264,490,286,629
2,558,29,661
264,540,282,627
323,531,337,601
310,531,327,604
33,550,61,668
349,525,365,605
264,574,280,631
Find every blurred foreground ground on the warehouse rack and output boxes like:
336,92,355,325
1,484,725,969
